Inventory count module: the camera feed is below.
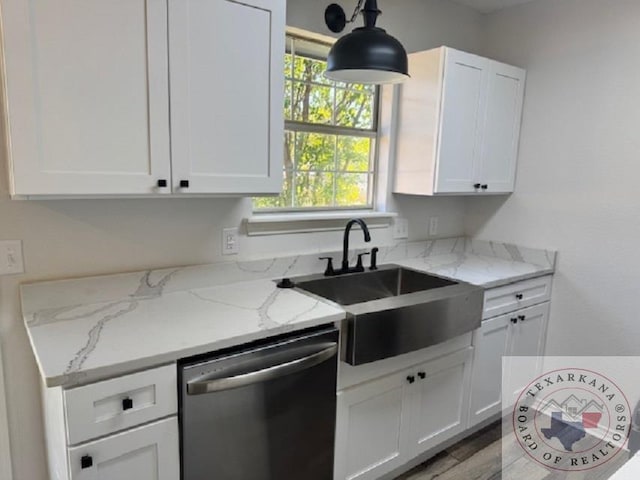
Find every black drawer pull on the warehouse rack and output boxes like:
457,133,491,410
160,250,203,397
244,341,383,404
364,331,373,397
417,372,426,380
81,455,93,469
406,375,415,384
122,397,133,411
511,317,518,324
180,180,190,188
157,179,167,188
515,293,524,300
518,315,526,322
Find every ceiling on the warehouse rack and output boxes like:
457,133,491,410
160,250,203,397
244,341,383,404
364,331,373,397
449,0,537,14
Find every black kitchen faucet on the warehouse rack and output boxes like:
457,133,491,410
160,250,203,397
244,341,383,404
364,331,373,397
320,219,378,276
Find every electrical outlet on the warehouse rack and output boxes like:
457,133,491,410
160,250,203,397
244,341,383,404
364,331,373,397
429,217,439,236
0,240,24,275
393,218,409,239
222,228,239,255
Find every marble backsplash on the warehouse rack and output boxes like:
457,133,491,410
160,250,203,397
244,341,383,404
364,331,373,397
21,237,557,319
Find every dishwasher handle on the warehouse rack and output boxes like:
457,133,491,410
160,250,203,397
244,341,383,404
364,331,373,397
186,343,338,395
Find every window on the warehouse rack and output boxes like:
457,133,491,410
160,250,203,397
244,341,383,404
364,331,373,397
253,34,379,211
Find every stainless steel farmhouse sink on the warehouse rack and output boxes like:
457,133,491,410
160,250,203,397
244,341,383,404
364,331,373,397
293,265,484,365
295,266,458,305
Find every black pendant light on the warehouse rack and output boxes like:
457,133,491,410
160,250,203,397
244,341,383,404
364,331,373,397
324,0,409,84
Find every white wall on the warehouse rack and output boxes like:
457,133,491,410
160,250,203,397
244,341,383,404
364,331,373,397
467,0,640,355
0,1,483,478
287,0,485,54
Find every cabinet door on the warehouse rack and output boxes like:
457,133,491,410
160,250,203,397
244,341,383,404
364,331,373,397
68,417,179,480
1,0,171,196
434,49,488,194
408,347,473,457
469,316,510,426
334,373,411,480
168,0,285,194
476,61,526,193
503,302,550,406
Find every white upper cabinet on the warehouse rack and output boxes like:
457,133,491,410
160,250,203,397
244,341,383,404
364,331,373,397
0,0,285,197
1,0,171,196
435,49,488,194
478,61,526,193
394,47,526,196
168,0,285,195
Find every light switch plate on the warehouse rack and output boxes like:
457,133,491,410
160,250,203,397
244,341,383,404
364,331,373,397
0,240,24,275
222,228,239,255
393,218,409,239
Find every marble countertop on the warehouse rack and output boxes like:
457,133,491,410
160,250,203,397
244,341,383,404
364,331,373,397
396,253,554,289
22,237,556,388
25,274,344,388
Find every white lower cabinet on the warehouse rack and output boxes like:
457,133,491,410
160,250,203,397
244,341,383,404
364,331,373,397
408,349,472,457
64,364,177,445
334,371,410,480
334,348,473,480
482,275,552,320
503,302,550,404
68,417,179,480
42,365,180,480
469,301,550,426
468,315,510,425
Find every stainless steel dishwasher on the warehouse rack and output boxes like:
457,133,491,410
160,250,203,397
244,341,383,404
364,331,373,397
179,326,339,480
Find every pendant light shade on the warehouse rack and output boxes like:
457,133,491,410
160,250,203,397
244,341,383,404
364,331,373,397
324,0,409,84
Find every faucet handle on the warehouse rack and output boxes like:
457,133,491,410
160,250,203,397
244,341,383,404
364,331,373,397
356,252,370,271
319,257,335,276
370,247,379,271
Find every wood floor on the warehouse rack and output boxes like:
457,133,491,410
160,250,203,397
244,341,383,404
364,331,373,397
394,421,631,480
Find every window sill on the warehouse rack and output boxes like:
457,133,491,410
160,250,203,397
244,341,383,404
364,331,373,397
245,210,397,236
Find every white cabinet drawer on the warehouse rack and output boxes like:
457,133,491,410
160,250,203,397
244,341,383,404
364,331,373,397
68,417,179,480
64,364,177,445
483,275,552,319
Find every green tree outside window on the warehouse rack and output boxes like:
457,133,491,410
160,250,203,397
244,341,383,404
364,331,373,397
254,35,378,210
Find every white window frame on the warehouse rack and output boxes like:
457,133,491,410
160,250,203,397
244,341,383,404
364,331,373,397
253,30,381,213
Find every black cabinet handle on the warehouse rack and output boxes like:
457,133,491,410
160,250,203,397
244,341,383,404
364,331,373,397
481,184,488,190
406,375,415,384
81,455,93,469
511,317,518,324
122,397,133,411
518,315,526,322
473,183,481,189
418,372,426,380
515,293,523,300
157,179,167,188
180,180,190,188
